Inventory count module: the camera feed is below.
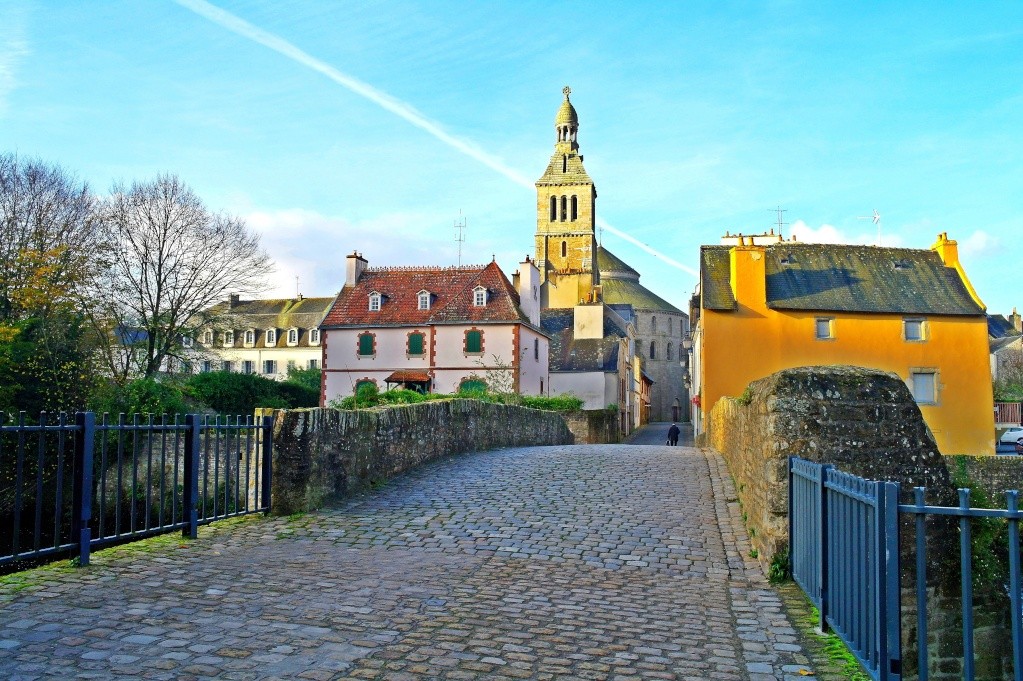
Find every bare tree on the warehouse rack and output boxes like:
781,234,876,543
0,153,99,323
92,174,273,380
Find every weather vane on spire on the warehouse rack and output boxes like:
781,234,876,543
563,85,571,98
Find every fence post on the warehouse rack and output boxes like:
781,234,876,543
260,414,273,514
818,463,832,633
72,412,95,567
182,414,201,539
877,480,902,680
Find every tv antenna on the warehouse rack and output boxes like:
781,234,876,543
857,209,882,245
770,206,788,236
454,211,467,266
295,276,301,298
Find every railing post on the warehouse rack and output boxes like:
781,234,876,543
182,414,201,539
877,480,902,680
818,463,832,633
959,488,975,681
71,412,95,567
260,414,273,514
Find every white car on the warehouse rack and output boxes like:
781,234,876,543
1000,426,1023,445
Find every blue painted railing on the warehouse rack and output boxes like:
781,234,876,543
1,412,273,570
789,458,901,680
791,456,1023,681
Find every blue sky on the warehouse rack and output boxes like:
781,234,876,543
1,1,1021,316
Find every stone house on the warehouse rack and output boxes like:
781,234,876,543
319,253,548,404
187,295,333,380
693,231,995,455
989,309,1022,384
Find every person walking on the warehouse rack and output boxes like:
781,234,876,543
667,423,680,446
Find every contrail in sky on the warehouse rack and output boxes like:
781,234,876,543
173,0,698,277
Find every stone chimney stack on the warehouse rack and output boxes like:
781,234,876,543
1011,307,1022,333
228,294,240,309
346,252,368,288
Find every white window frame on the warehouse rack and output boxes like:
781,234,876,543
904,318,926,342
265,329,277,346
242,360,255,374
369,291,382,311
223,331,235,347
203,330,214,345
287,328,299,346
815,317,834,340
244,329,256,347
181,335,193,349
308,358,319,370
263,359,277,375
418,290,431,310
473,286,487,307
309,329,320,345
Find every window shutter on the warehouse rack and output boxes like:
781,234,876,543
358,333,374,356
408,333,424,355
466,330,482,353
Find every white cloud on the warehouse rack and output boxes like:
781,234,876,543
789,219,904,247
243,207,472,299
958,230,1001,258
0,17,29,116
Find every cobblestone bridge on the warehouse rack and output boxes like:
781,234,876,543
1,425,818,680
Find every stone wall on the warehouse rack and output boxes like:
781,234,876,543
707,365,958,567
945,454,1023,502
562,408,620,444
267,399,573,515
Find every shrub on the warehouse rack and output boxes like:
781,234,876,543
185,371,310,415
285,366,321,392
91,378,189,417
521,394,584,412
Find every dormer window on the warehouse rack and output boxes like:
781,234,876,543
309,329,320,345
368,291,382,311
223,330,234,346
265,329,277,346
418,290,431,310
473,286,487,307
203,330,214,345
181,335,193,349
287,328,299,346
244,329,256,347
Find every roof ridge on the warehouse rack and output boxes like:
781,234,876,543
365,264,487,273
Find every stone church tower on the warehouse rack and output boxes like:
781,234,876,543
535,86,599,308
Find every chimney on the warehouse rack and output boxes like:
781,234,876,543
346,251,368,287
228,294,240,309
728,242,767,308
1011,307,1022,333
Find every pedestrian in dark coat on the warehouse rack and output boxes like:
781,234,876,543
667,423,680,446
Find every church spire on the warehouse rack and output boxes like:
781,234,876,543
555,86,579,151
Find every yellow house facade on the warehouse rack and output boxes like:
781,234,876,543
693,232,995,455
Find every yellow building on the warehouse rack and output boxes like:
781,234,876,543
693,232,995,455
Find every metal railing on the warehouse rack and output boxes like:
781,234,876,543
1,412,272,569
789,458,902,680
791,456,1023,681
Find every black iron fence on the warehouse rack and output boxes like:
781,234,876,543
1,412,272,569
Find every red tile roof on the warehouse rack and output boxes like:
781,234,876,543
321,261,528,328
385,370,431,383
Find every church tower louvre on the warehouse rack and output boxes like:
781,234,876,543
535,86,598,308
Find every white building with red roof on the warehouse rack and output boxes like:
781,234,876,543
319,252,549,404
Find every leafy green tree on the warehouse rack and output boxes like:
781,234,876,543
285,366,321,392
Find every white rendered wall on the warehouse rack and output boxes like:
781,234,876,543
549,372,607,410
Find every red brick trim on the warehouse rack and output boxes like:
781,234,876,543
406,329,426,357
463,327,485,355
356,331,377,358
512,325,521,393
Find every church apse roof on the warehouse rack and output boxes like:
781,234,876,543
597,246,683,314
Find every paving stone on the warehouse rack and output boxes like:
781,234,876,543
0,439,815,679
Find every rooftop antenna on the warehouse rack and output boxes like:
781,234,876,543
454,210,467,266
771,206,788,237
857,209,882,245
295,275,301,298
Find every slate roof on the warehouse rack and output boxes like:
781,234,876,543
540,308,626,372
596,247,683,314
321,261,533,329
204,296,334,348
701,243,984,316
992,335,1023,353
989,314,1021,339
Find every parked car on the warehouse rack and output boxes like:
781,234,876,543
1000,426,1023,445
1017,438,1023,456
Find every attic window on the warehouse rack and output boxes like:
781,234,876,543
893,258,912,270
418,290,431,310
780,253,796,265
368,291,382,311
309,329,320,345
287,328,299,345
265,329,277,346
473,286,487,307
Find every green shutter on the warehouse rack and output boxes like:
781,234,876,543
466,330,482,353
358,333,374,356
408,332,424,355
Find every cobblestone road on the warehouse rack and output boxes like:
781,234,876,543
1,440,815,680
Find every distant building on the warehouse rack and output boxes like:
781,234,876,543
693,232,995,455
990,308,1023,384
193,295,333,379
319,253,548,403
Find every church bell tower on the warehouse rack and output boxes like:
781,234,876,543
535,86,598,308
